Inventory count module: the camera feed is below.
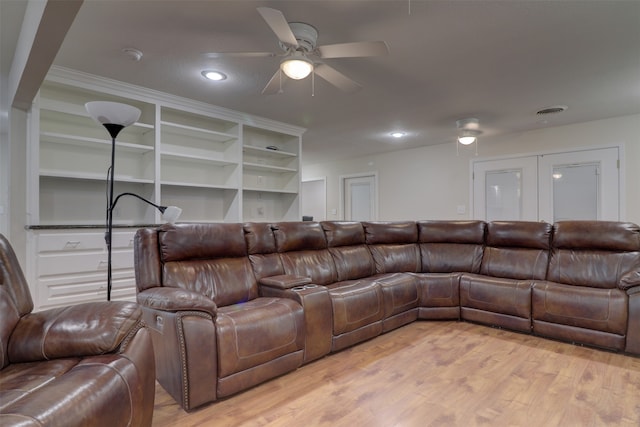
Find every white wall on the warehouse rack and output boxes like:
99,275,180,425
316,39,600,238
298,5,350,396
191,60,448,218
303,114,640,225
0,110,8,238
8,108,29,267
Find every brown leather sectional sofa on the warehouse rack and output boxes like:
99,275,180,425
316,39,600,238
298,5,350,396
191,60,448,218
133,220,640,411
0,234,156,426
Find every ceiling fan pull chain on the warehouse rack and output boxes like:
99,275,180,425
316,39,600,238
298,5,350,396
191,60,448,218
312,69,315,97
408,0,411,15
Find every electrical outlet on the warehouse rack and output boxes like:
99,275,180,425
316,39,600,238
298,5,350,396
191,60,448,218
257,206,265,217
257,176,264,185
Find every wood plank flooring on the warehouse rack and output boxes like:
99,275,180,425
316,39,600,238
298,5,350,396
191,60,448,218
152,321,640,427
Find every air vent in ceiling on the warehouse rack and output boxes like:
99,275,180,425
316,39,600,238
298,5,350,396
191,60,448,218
536,105,568,115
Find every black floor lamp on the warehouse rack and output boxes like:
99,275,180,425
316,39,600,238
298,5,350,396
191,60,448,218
85,101,181,301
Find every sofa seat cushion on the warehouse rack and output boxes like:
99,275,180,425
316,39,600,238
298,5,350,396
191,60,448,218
371,273,419,317
326,280,384,335
215,297,305,378
0,358,79,411
532,281,628,335
460,274,532,320
0,355,141,427
412,272,461,308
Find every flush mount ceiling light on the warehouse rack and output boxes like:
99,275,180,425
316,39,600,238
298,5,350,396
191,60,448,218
390,131,406,138
280,53,314,80
201,70,227,81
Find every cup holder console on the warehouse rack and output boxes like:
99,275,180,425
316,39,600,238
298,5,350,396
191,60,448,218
292,284,319,291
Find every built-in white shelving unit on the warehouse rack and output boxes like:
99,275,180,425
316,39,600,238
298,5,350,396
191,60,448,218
159,107,242,222
27,67,305,310
242,126,301,222
36,80,157,227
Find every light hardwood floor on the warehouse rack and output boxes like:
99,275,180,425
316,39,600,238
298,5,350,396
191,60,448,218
152,321,640,427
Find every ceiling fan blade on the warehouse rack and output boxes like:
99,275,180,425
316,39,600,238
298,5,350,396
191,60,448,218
257,7,298,48
314,63,362,93
316,41,389,59
262,69,286,95
203,52,278,59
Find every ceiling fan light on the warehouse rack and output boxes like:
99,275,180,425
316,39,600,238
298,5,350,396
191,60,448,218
458,136,477,145
281,56,314,80
456,120,481,146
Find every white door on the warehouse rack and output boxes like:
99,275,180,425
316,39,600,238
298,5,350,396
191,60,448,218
342,174,377,221
473,147,620,222
538,147,619,222
473,156,538,221
301,178,326,221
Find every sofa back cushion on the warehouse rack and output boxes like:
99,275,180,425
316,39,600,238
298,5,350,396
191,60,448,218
273,222,337,285
418,220,485,273
159,223,247,261
480,221,552,280
0,234,33,369
0,234,34,317
273,221,328,252
322,221,376,281
322,221,366,247
158,223,258,306
243,222,284,280
363,221,420,273
548,221,640,289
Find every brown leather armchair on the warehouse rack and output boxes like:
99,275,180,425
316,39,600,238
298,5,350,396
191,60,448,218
0,234,155,427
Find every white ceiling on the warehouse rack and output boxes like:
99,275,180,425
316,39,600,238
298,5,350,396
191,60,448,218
51,0,640,165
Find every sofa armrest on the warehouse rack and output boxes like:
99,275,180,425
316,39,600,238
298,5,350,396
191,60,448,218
620,269,640,291
260,283,332,363
137,287,217,317
626,285,640,355
259,275,312,290
8,301,142,363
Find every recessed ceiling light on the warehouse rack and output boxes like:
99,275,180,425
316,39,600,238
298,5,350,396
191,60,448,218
202,70,227,81
390,131,406,138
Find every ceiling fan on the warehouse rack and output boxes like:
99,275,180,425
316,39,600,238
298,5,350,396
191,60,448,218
204,7,389,94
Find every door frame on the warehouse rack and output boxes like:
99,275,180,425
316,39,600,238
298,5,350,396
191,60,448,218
537,147,620,222
301,177,327,221
472,155,539,221
470,144,625,222
339,172,378,221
